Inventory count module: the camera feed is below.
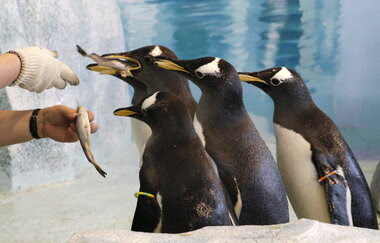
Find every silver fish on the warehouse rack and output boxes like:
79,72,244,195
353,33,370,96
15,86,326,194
76,106,107,177
77,45,134,77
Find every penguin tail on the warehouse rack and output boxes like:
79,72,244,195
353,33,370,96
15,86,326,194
76,44,87,56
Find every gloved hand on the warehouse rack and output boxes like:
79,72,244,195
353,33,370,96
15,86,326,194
9,47,79,93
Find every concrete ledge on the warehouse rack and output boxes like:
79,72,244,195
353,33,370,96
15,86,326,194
69,219,380,243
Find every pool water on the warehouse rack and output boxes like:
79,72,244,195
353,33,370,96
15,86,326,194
118,0,380,160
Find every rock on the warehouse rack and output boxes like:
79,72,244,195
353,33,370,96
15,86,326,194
68,219,380,243
371,161,380,213
0,0,131,192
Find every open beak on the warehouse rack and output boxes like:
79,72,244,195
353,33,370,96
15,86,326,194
238,73,268,85
86,64,118,75
113,107,139,117
86,54,141,76
154,59,191,74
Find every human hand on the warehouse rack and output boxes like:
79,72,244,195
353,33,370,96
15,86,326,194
38,105,98,143
9,47,79,93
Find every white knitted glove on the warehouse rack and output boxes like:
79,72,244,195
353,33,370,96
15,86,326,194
9,47,79,93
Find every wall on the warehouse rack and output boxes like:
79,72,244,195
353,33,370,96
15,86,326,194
0,0,131,192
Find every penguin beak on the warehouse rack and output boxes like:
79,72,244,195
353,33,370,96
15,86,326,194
102,54,142,71
86,53,141,75
86,64,118,75
238,72,268,86
154,58,191,74
113,106,139,117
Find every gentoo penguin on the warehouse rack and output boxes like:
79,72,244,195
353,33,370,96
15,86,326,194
99,45,197,118
114,91,238,233
239,67,378,229
155,57,289,225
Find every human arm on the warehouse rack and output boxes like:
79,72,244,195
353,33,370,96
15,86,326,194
0,47,79,92
0,53,21,88
0,105,98,146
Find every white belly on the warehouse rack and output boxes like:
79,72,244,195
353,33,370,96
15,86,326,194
154,193,163,233
131,119,151,156
274,123,330,223
193,114,206,147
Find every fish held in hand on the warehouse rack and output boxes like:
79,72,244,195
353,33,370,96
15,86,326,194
77,45,140,77
76,106,107,177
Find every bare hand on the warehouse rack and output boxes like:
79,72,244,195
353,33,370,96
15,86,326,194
38,105,98,142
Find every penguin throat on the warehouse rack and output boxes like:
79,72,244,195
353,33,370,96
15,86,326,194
152,112,197,139
273,89,315,117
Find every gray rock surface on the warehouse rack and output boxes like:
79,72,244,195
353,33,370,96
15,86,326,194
0,0,131,192
371,161,380,213
69,219,380,243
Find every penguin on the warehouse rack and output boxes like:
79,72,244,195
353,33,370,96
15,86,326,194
114,91,238,233
155,57,289,225
238,67,378,229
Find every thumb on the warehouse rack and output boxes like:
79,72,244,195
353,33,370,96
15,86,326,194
59,62,80,86
48,50,58,58
55,105,77,121
66,111,78,121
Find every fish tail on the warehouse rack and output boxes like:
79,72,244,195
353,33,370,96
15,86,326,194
76,44,87,56
94,165,107,178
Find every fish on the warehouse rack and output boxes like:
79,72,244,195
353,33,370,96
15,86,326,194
76,106,107,177
76,44,136,77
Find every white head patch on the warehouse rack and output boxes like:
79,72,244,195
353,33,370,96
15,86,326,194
149,46,163,57
195,57,221,77
142,92,159,110
271,67,293,81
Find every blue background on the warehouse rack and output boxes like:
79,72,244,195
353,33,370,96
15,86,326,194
118,0,380,160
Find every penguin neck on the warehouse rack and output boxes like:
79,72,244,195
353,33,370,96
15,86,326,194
151,113,198,142
273,93,317,125
147,75,197,119
197,86,246,123
123,77,148,105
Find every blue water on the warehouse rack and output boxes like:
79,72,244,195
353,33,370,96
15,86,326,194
118,0,380,160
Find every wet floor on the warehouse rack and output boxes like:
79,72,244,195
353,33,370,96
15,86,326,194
0,144,378,242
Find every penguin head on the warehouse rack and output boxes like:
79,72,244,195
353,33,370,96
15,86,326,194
239,67,312,105
154,57,241,93
98,45,179,83
113,91,191,129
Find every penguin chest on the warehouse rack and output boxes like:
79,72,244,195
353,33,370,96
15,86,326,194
274,124,330,223
131,119,152,156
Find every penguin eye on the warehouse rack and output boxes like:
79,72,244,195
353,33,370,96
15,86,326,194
270,78,282,86
144,55,153,63
195,71,204,79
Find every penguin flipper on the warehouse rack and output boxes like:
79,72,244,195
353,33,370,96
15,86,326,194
206,149,239,225
313,152,352,226
131,194,161,232
217,165,240,225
